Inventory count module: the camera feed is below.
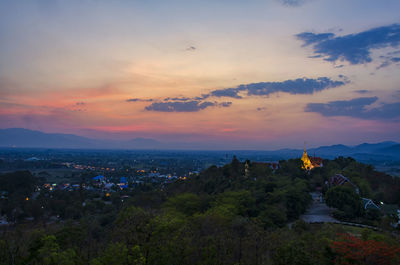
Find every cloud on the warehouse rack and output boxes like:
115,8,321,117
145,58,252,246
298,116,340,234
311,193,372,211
237,77,346,96
164,97,191,101
126,98,153,102
194,94,210,100
210,88,242,99
206,77,345,99
277,0,307,7
297,32,335,46
297,24,400,64
76,102,85,105
355,90,369,94
387,50,400,56
144,100,233,112
186,46,196,51
219,102,232,107
145,100,216,112
132,76,346,112
306,97,400,119
377,56,400,69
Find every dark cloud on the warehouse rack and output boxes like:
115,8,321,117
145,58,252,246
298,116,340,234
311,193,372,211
306,97,378,117
135,76,346,112
238,77,346,96
194,94,210,100
297,32,335,46
126,98,153,102
145,100,217,112
76,102,85,105
206,77,345,99
297,24,400,64
306,97,400,119
355,90,369,94
144,99,233,112
164,97,191,101
387,50,400,56
277,0,307,7
377,56,400,69
186,46,196,51
210,88,242,99
219,102,232,107
308,55,323,58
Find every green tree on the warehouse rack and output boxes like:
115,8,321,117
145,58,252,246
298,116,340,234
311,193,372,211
164,193,205,216
90,243,145,265
274,240,312,265
113,205,153,264
33,235,79,265
257,205,287,228
325,186,363,218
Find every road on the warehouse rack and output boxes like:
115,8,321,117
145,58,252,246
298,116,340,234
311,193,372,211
300,192,338,223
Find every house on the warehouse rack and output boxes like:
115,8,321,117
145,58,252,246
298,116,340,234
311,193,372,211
93,175,105,181
362,198,380,210
329,174,360,194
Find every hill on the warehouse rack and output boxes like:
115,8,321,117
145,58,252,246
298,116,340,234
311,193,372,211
0,128,161,149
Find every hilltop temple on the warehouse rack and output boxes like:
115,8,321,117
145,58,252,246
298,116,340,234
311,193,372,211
301,143,323,170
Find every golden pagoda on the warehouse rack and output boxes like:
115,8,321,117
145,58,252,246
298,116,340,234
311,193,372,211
301,142,323,170
301,142,313,170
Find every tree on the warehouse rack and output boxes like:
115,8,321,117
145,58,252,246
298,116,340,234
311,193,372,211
0,239,10,265
331,233,400,265
113,206,153,251
285,188,311,220
257,205,287,228
31,235,79,265
163,193,205,216
274,240,312,265
231,156,240,173
90,243,145,265
325,186,363,218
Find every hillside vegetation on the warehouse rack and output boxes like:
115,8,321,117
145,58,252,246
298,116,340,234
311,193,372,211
1,157,400,265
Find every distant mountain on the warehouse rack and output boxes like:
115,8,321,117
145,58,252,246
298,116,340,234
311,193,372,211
0,128,162,149
0,129,399,161
376,144,400,155
353,141,398,153
310,144,352,156
304,141,400,161
0,128,98,148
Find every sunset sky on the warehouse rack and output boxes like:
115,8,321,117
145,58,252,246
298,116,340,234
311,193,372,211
1,0,400,149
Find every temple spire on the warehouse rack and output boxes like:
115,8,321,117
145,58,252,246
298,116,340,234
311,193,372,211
301,141,312,170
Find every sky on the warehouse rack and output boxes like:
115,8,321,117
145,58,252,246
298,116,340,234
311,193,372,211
1,0,400,149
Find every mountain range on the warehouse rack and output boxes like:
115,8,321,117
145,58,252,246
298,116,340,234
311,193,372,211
0,128,161,149
0,128,399,161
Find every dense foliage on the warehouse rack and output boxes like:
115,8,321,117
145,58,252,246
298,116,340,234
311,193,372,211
1,157,400,264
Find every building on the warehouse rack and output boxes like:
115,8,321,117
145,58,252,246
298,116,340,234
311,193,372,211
301,143,323,170
328,174,380,211
328,174,360,194
362,198,380,210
